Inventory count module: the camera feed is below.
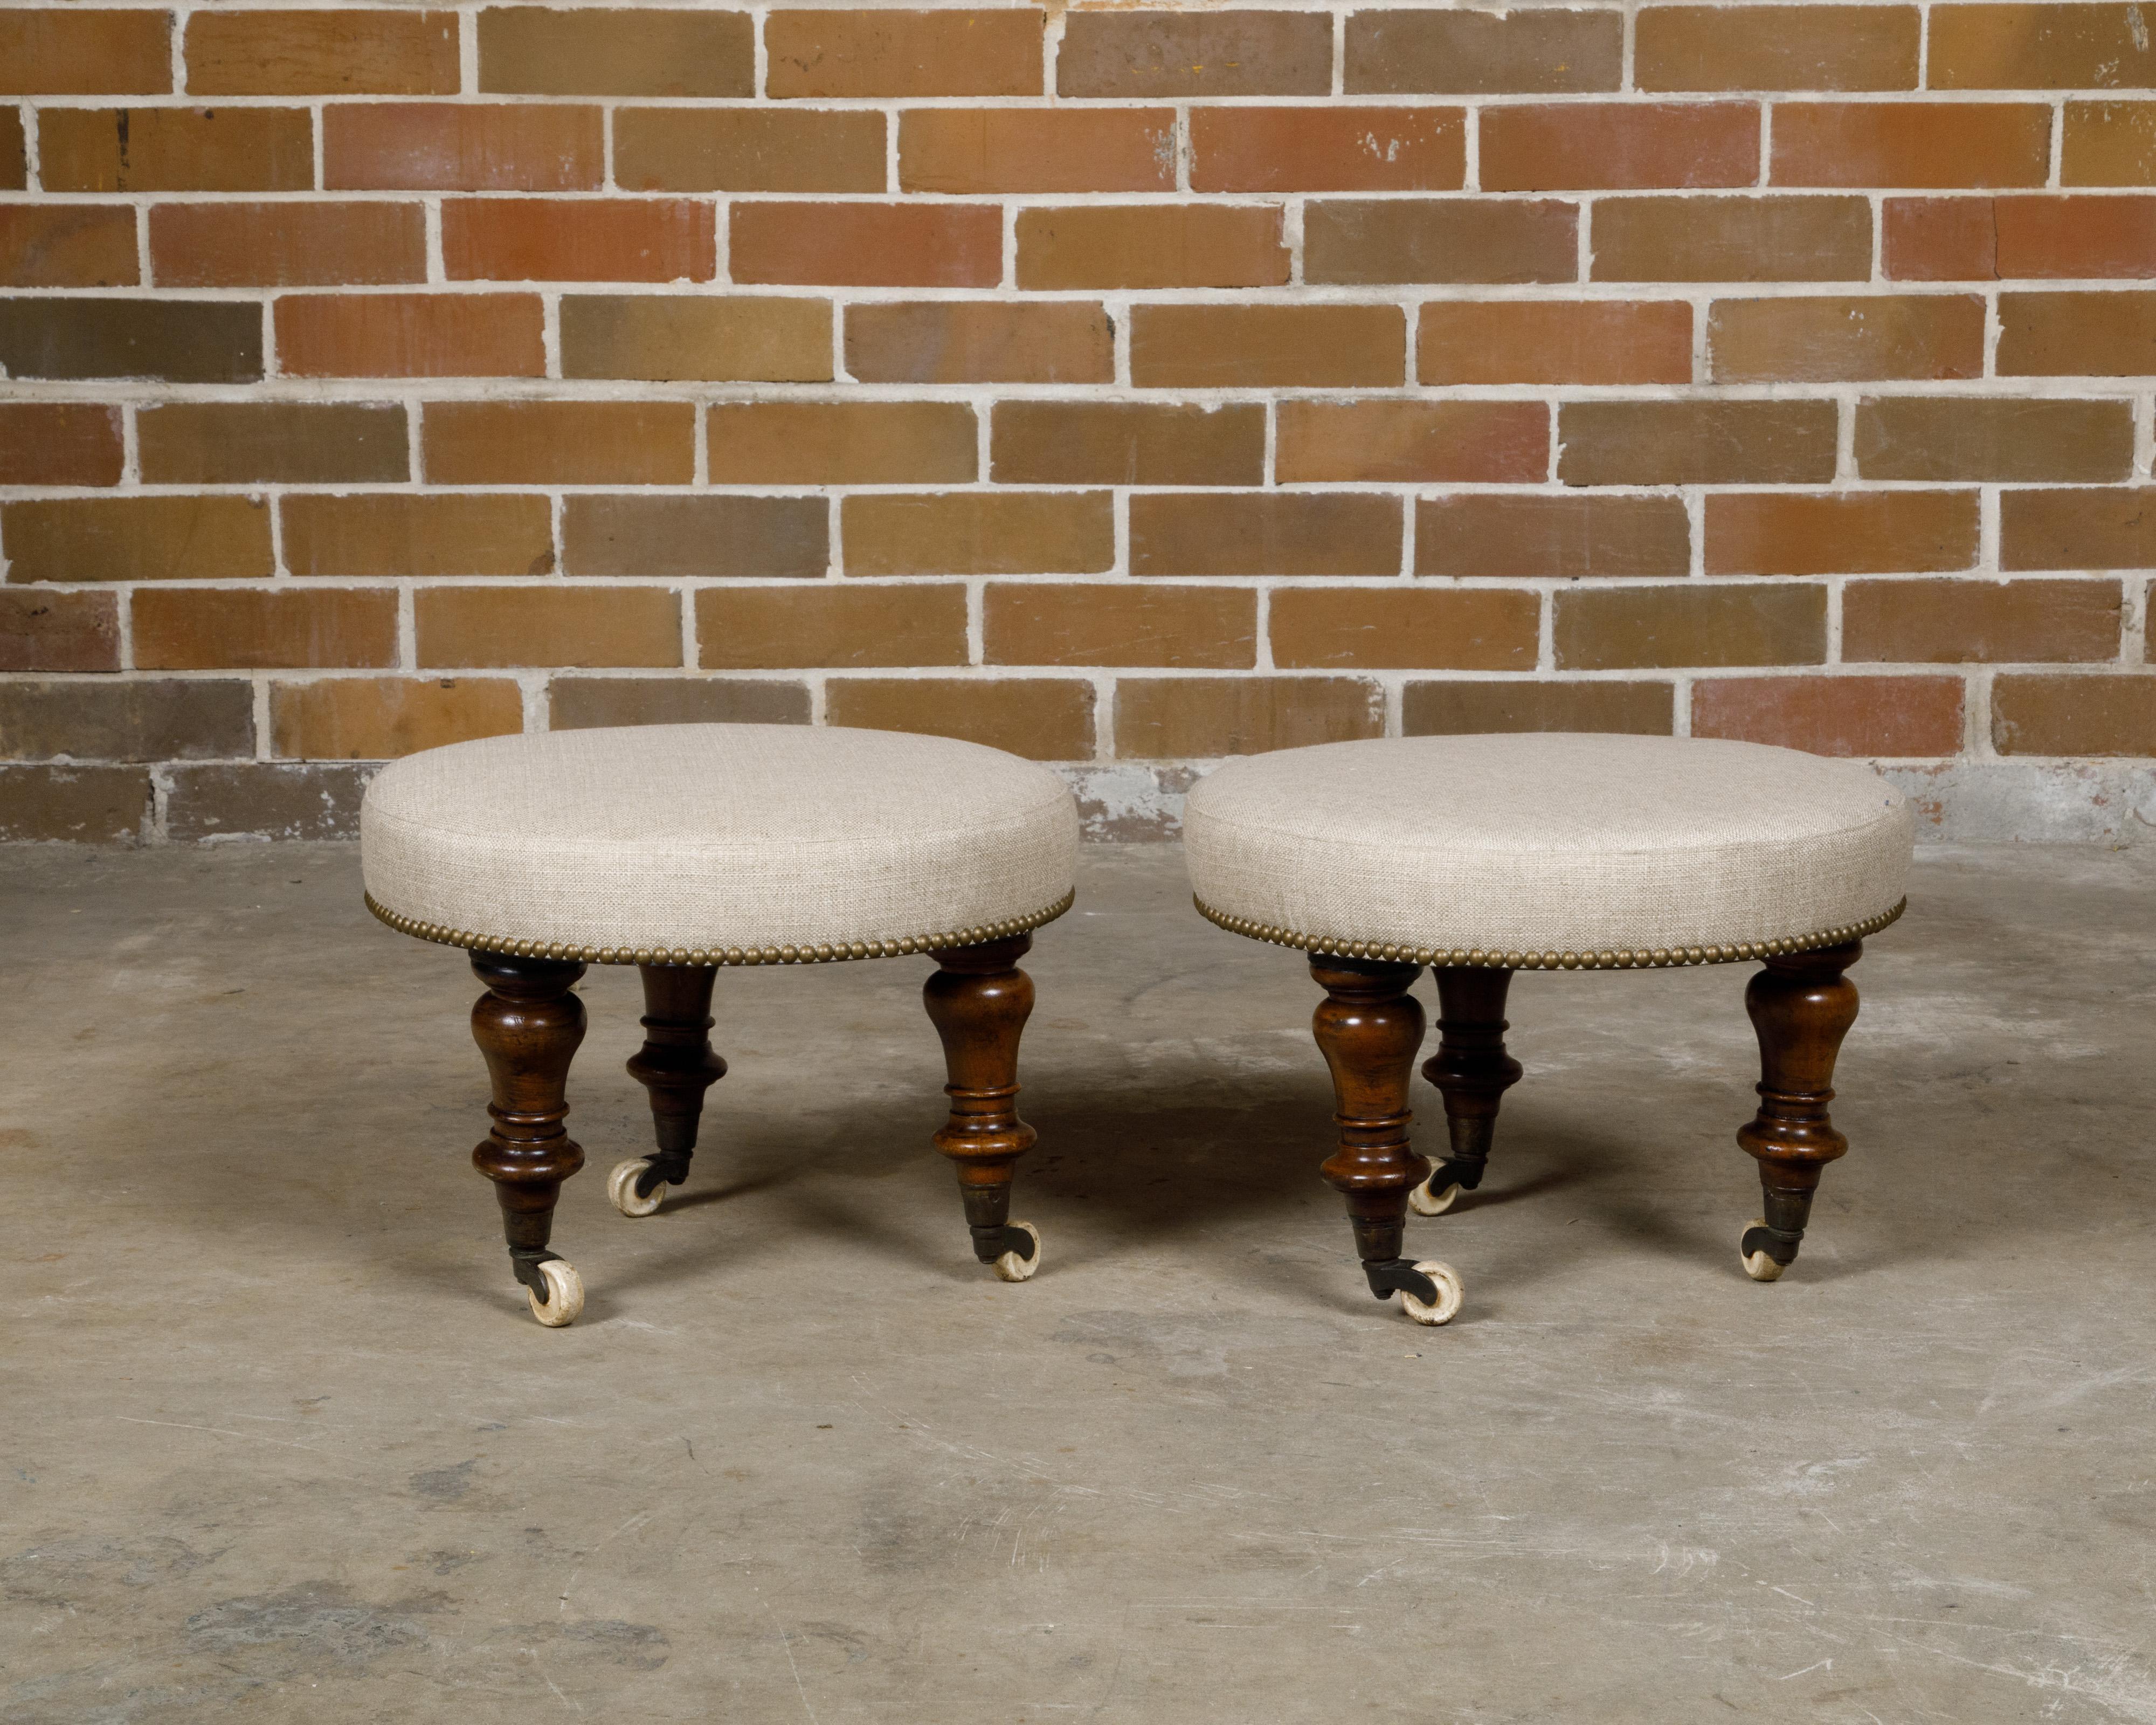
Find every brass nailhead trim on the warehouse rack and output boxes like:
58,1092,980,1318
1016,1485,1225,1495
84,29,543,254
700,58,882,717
364,887,1076,965
1191,895,1906,970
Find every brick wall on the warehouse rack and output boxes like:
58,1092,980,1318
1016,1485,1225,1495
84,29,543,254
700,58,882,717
4,1,2155,844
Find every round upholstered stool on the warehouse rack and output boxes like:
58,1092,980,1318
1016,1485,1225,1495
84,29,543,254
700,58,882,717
362,723,1080,1325
1183,733,1914,1326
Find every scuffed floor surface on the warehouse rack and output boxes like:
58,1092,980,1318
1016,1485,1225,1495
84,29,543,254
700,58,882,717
3,841,2153,1724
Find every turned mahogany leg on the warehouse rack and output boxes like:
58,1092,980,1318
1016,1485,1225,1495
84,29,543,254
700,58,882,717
1418,968,1523,1205
469,953,587,1314
1736,941,1862,1280
1310,955,1449,1309
923,934,1040,1274
624,964,726,1201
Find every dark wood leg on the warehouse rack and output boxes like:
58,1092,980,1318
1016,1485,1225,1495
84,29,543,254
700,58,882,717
617,964,725,1210
1311,955,1460,1319
1737,941,1862,1281
1415,967,1523,1212
469,952,588,1324
923,933,1041,1279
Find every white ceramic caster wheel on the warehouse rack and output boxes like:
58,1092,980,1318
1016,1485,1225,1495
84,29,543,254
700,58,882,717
608,1157,665,1218
527,1258,585,1327
1408,1176,1459,1217
1399,1260,1464,1326
1740,1220,1787,1282
993,1220,1042,1283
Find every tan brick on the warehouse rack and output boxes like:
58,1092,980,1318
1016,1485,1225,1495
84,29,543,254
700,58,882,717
1115,676,1383,757
1304,199,1578,284
1992,672,2156,753
1419,300,1691,385
696,583,968,668
1844,577,2120,663
0,765,148,840
39,106,313,192
165,761,369,839
560,295,832,383
1,112,21,189
1855,397,2135,480
1554,584,1827,668
1403,679,1674,736
825,677,1094,760
2,496,272,583
902,108,1174,194
992,402,1263,486
275,292,547,378
1772,102,2052,187
150,201,425,287
0,678,252,760
443,198,714,283
416,585,683,669
0,300,261,384
478,6,753,96
137,402,409,485
2063,101,2156,184
1637,5,1920,90
1705,492,1980,575
1999,291,2156,374
615,108,886,193
1345,9,1622,94
1130,494,1402,578
732,202,1001,288
1129,304,1406,388
2001,487,2156,569
769,9,1043,98
1693,674,1964,755
0,404,123,486
1483,103,1760,191
549,677,809,730
0,11,171,94
1417,495,1691,578
0,589,120,672
1276,401,1549,484
1591,194,1871,280
842,493,1112,576
1708,293,1985,381
0,206,139,288
132,588,398,670
1060,11,1330,97
324,102,602,191
1017,205,1287,290
282,493,554,577
1558,399,1837,485
1930,3,2156,88
186,10,458,95
706,402,976,484
563,496,828,579
1269,587,1539,671
983,583,1256,668
1190,106,1465,192
423,402,694,485
271,676,524,759
845,301,1112,384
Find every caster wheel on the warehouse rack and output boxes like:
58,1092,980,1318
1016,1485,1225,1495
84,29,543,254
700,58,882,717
1408,1176,1459,1217
1400,1260,1463,1326
993,1220,1041,1283
1740,1220,1786,1282
527,1258,585,1327
608,1157,665,1218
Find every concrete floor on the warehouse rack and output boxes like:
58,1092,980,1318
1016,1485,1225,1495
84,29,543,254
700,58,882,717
2,841,2153,1724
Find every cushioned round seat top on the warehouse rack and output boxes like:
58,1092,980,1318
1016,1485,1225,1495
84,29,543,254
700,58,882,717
1184,734,1912,970
361,724,1080,964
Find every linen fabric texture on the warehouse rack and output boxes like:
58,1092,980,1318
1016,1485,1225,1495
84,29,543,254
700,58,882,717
361,723,1081,955
1183,734,1914,956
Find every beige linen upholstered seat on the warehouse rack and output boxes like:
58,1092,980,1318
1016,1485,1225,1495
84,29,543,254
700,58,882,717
1181,732,1915,1328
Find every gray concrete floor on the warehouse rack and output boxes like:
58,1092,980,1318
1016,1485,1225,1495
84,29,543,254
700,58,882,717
2,841,2153,1724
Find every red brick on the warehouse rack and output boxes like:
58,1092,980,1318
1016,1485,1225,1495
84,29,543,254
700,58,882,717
1417,495,1691,579
2063,101,2156,185
2001,488,2156,570
2,496,273,583
1268,587,1540,671
769,9,1044,98
1590,195,1872,280
706,402,977,484
1888,195,2156,279
901,109,1174,193
0,403,123,486
1191,107,1466,192
0,589,120,672
150,202,425,287
478,7,754,96
1930,3,2156,89
132,588,399,670
1772,103,2053,187
1708,294,1986,381
39,107,314,192
695,583,968,669
992,402,1263,486
276,292,546,378
825,677,1094,760
1843,577,2121,662
1017,205,1287,289
983,583,1257,668
1345,9,1623,94
732,202,1001,288
1060,11,1330,98
0,11,171,94
1992,672,2156,753
842,493,1113,576
271,677,526,760
1418,301,1692,384
185,10,458,95
1129,305,1406,388
0,207,139,288
1114,677,1384,757
1558,399,1837,485
1705,492,1980,575
324,103,604,191
1275,401,1549,484
1130,494,1402,578
614,109,887,194
1999,291,2156,374
423,402,695,485
1882,196,2002,278
1481,104,1760,192
444,199,715,284
1692,674,1964,755
1303,199,1579,284
1636,5,1921,90
1,112,20,189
